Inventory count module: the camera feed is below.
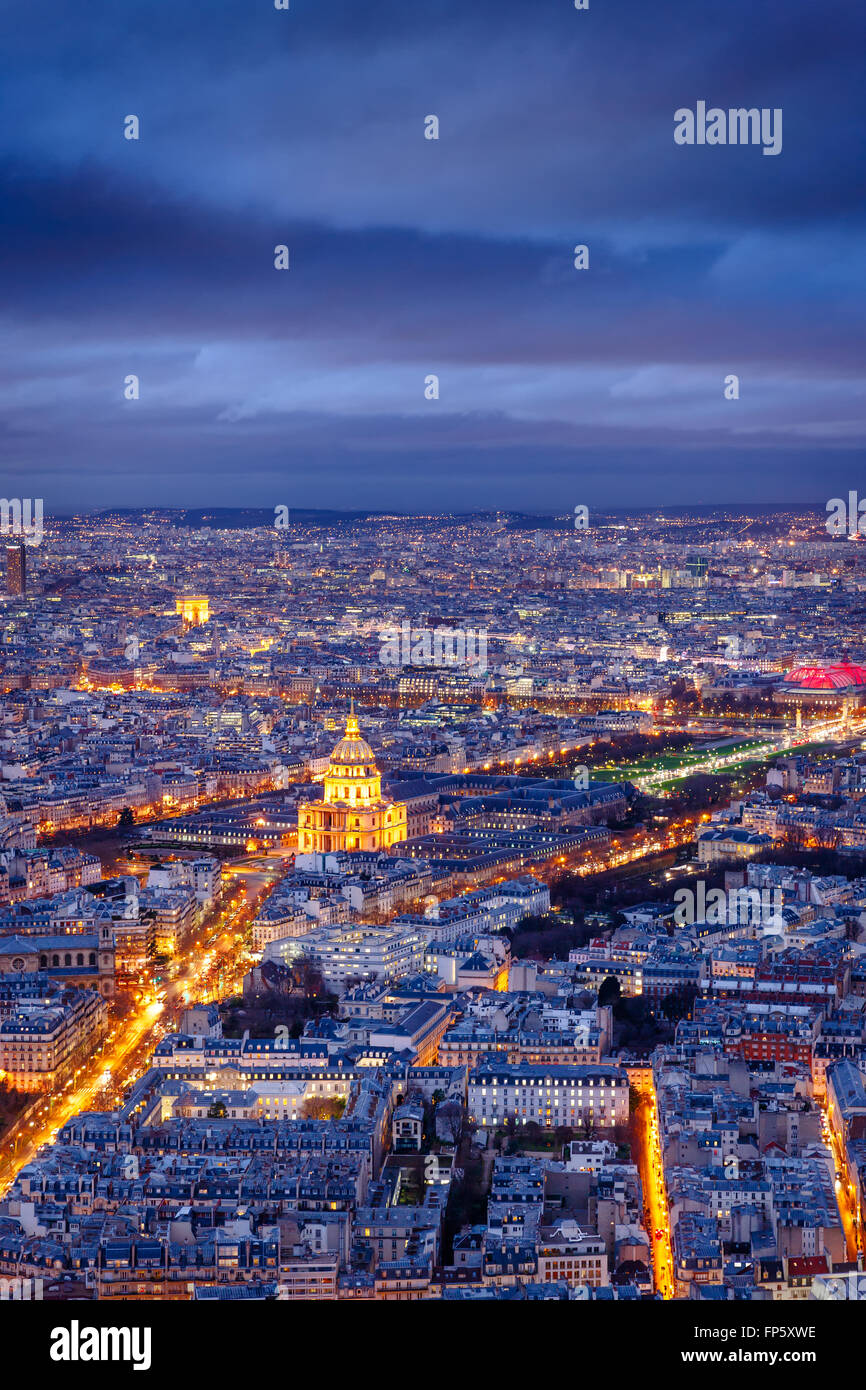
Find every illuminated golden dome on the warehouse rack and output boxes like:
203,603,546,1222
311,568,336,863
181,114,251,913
298,701,407,853
329,710,375,766
323,705,382,806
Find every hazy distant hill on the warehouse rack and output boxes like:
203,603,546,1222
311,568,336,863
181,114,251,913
97,507,397,528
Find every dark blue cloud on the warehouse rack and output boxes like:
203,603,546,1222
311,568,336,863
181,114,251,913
0,0,863,510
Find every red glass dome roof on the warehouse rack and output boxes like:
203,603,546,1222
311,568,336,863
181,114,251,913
783,661,866,690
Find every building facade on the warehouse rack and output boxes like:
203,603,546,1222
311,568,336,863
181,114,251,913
298,709,407,854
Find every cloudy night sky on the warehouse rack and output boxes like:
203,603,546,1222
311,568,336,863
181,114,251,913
1,0,864,513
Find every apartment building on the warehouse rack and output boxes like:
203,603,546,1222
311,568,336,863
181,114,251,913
468,1063,629,1130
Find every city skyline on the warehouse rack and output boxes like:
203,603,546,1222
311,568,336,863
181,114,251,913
0,506,864,1323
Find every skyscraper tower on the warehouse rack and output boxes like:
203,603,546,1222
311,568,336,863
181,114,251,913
685,555,709,587
6,544,25,596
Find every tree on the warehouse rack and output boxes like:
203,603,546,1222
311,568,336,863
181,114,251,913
118,806,134,828
661,985,698,1022
614,995,666,1048
207,1100,227,1119
598,975,621,1007
507,910,589,961
292,955,328,999
300,1095,346,1121
499,1113,519,1149
436,1100,468,1149
0,1080,31,1140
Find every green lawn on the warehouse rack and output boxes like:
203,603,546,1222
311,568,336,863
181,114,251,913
587,737,762,783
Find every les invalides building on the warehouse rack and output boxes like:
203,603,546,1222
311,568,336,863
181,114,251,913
297,705,408,854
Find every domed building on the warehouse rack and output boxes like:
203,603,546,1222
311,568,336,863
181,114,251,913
297,706,408,854
776,657,866,710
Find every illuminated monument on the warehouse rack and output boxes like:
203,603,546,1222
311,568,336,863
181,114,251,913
298,705,407,854
176,595,210,626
